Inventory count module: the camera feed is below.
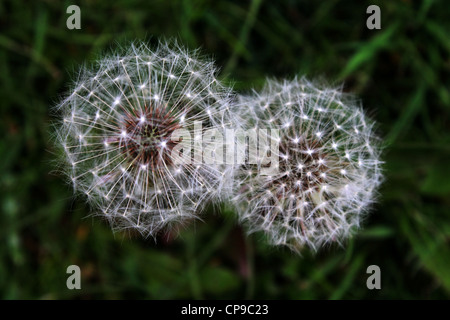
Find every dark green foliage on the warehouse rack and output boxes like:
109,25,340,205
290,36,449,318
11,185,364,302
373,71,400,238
0,0,449,299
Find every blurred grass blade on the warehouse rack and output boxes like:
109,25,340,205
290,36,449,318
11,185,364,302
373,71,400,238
421,161,450,195
425,21,450,53
223,0,263,74
400,211,450,293
385,84,426,146
358,225,395,239
330,254,365,300
339,24,398,79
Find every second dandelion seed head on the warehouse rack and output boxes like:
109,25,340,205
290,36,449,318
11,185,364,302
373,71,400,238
232,77,383,252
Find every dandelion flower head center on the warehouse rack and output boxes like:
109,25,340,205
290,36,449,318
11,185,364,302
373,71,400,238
120,104,181,168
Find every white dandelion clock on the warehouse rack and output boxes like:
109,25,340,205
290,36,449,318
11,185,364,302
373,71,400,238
54,41,237,237
232,77,383,252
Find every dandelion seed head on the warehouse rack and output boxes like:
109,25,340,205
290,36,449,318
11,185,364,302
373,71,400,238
54,40,238,238
232,77,383,252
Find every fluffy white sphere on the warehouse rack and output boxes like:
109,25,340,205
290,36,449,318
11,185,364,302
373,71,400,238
231,77,383,252
54,41,237,237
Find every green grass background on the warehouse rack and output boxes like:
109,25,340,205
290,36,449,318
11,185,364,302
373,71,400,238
0,0,449,299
